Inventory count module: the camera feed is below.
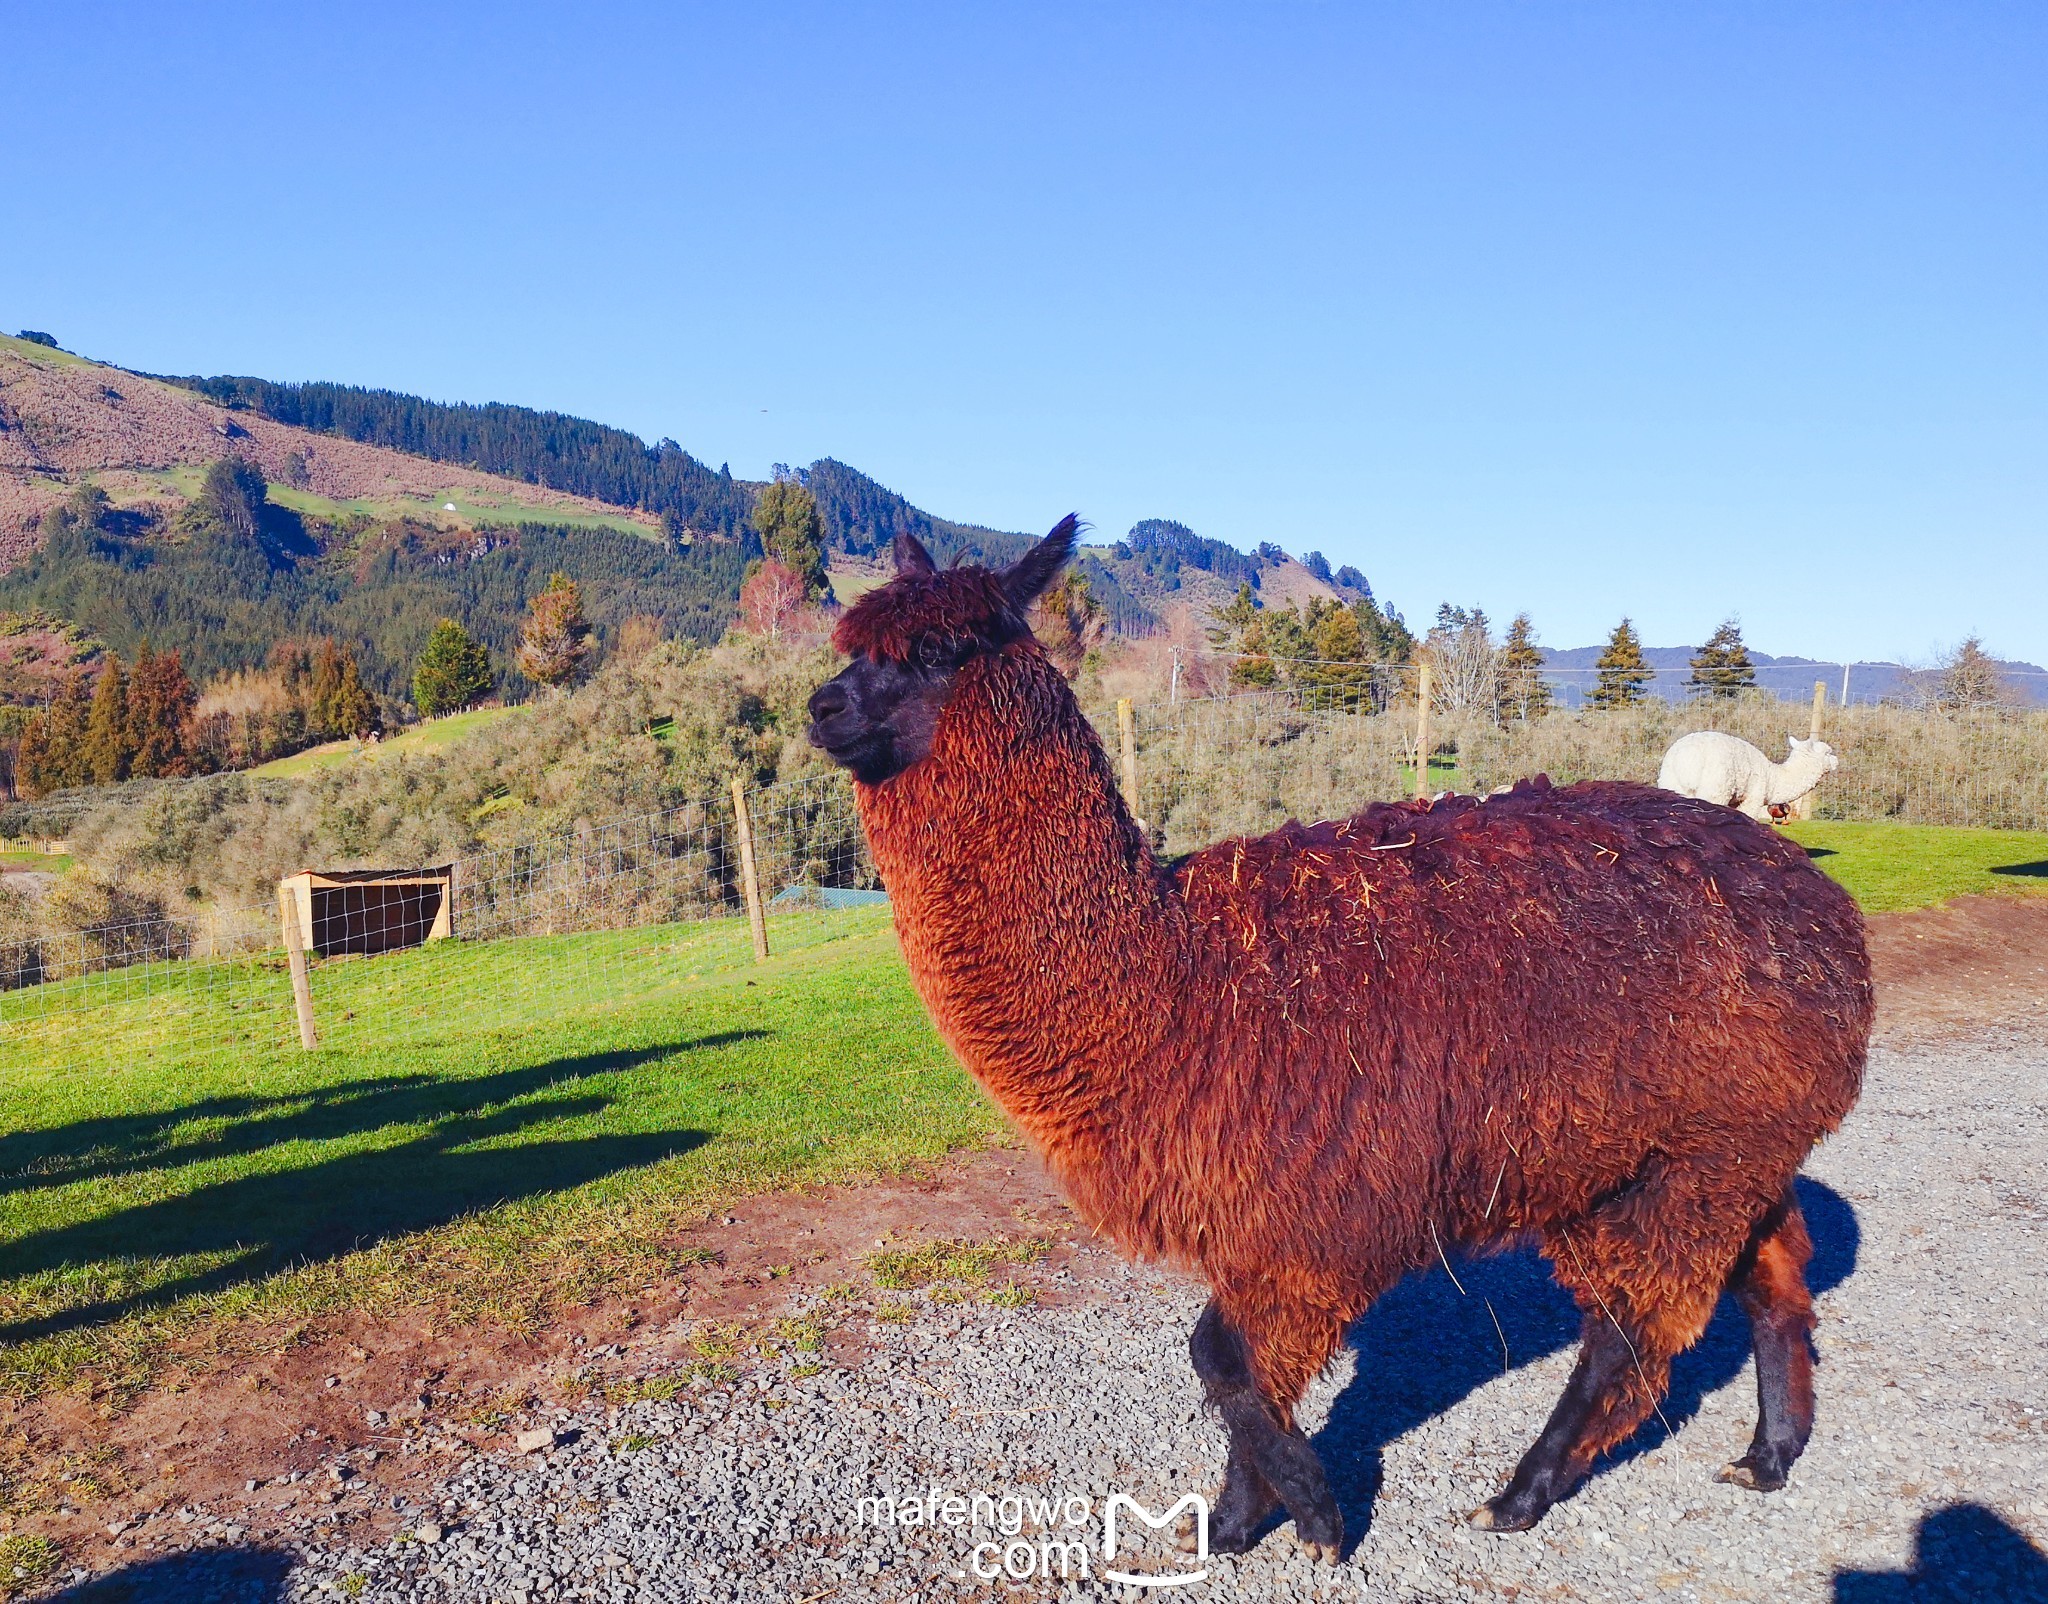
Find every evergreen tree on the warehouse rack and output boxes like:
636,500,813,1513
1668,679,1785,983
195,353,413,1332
82,654,133,784
43,671,94,790
128,645,199,778
1687,618,1756,699
14,710,52,799
1208,582,1261,651
1352,594,1414,663
751,479,827,596
1591,617,1654,709
1498,613,1553,722
515,573,595,690
413,619,493,716
193,456,268,540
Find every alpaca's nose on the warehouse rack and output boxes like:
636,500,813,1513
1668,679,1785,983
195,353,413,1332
809,682,849,723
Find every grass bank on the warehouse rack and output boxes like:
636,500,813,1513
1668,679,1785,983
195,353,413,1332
247,705,525,779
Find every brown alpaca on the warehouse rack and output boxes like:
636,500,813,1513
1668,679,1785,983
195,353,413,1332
807,518,1871,1558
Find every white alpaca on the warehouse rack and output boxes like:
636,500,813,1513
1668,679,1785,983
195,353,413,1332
1656,731,1839,822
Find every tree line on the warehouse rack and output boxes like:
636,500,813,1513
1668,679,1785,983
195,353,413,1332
151,375,757,539
0,468,750,699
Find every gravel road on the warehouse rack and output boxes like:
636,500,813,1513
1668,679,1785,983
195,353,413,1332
66,1028,2048,1603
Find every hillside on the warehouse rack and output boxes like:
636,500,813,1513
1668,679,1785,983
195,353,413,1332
0,335,665,558
0,332,1388,709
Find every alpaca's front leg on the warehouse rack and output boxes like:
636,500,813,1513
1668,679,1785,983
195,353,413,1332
1188,1300,1343,1560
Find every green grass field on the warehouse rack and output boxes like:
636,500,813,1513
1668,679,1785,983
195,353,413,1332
264,484,660,540
0,853,73,875
1783,819,2048,913
0,906,993,1398
247,705,525,778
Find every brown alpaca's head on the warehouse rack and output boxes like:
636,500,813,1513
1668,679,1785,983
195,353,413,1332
806,515,1079,783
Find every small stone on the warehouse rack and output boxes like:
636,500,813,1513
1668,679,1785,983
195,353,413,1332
245,1480,259,1492
415,1521,445,1544
515,1429,559,1454
105,1520,131,1538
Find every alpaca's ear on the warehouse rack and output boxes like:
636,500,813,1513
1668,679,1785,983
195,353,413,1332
1003,514,1081,607
894,531,937,575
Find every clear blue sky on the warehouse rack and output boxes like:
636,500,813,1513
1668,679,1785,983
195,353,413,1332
7,2,2044,664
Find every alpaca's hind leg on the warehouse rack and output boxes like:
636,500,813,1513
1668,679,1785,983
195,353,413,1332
1719,1189,1816,1492
1468,1310,1646,1531
1474,1157,1742,1532
1188,1300,1342,1559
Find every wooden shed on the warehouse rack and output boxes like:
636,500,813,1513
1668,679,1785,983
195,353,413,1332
278,866,454,958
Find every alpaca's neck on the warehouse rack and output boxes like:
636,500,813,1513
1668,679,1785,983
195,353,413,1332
1765,751,1827,804
855,650,1183,1168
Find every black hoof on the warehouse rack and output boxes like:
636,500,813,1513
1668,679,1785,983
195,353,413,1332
1717,1454,1790,1492
1467,1494,1546,1533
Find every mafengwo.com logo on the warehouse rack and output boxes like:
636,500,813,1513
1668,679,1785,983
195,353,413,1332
851,1485,1210,1588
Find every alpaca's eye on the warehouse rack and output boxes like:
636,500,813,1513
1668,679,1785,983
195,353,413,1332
915,639,961,671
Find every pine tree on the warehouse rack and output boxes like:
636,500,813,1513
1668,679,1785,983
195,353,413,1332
128,646,198,778
1498,613,1553,721
14,712,52,799
515,573,594,690
82,654,133,784
193,456,268,540
413,620,493,716
1591,618,1653,709
1688,618,1756,699
750,479,827,597
41,671,94,790
326,646,376,737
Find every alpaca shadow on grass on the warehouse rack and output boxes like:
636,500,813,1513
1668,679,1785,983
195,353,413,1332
1832,1503,2048,1603
1988,861,2048,881
0,1034,763,1343
0,1032,764,1201
1307,1176,1859,1549
53,1544,295,1602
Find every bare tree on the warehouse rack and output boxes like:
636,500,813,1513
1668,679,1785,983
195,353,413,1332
1422,605,1499,716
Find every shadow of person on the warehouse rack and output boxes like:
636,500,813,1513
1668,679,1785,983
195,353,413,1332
1308,1176,1860,1548
1988,861,2048,881
54,1544,295,1601
1833,1503,2048,1603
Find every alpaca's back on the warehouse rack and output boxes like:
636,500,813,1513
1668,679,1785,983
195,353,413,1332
1160,778,1869,1273
1657,729,1771,813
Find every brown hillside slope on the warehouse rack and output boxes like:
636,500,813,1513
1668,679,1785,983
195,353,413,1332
0,336,659,567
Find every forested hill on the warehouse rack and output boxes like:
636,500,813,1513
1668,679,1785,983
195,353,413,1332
151,374,755,540
144,367,1165,632
802,459,1158,633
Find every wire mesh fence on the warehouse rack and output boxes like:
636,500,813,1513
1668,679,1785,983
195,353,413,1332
0,773,881,1072
1111,684,2048,856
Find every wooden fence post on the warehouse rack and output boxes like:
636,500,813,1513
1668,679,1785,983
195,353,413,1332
278,885,319,1051
731,774,770,964
1792,678,1828,820
1116,698,1140,818
1413,663,1434,800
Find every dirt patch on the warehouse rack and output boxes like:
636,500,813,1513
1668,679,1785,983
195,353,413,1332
12,894,2047,1585
3,1146,1096,1579
1867,892,2048,1043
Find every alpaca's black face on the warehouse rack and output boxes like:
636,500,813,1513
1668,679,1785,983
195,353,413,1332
810,514,1082,784
806,652,960,784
